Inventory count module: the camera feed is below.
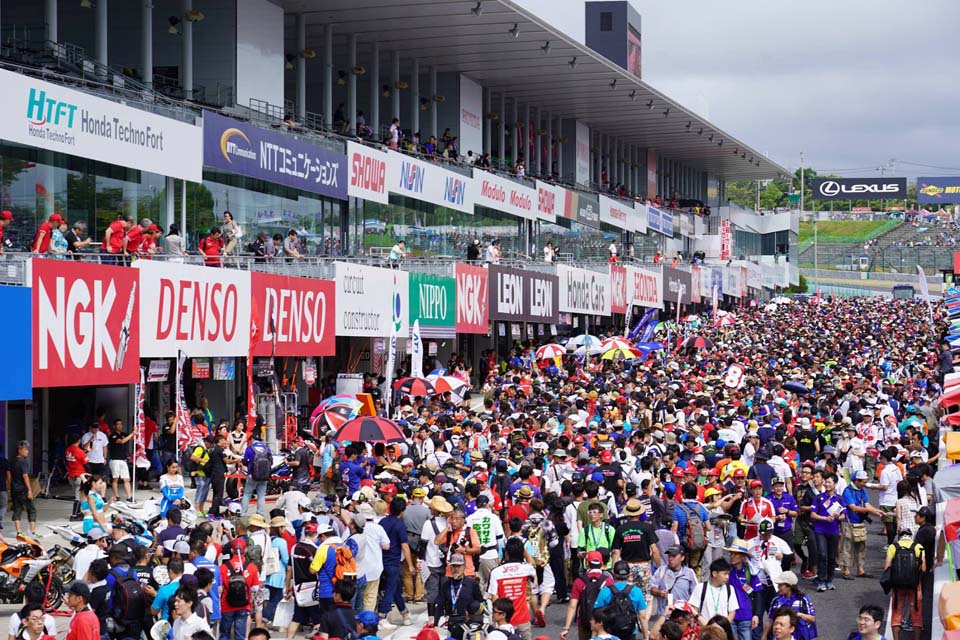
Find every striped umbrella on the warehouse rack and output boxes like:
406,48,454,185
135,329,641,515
310,398,363,433
394,377,437,396
426,375,470,396
679,336,714,350
535,343,566,360
565,334,600,349
600,337,634,351
333,416,406,443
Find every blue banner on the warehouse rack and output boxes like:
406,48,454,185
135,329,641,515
659,209,674,237
917,177,960,204
0,287,31,400
710,267,724,296
202,111,348,200
648,206,661,233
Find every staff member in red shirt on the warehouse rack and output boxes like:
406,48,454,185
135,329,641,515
64,582,99,640
102,215,133,262
122,218,152,260
0,210,12,255
199,227,225,267
65,433,88,522
32,212,63,254
138,224,161,259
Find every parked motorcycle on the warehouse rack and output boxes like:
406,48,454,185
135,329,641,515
0,535,63,607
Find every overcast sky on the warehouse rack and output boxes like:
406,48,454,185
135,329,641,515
637,0,959,179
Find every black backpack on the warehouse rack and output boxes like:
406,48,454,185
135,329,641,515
889,541,921,589
225,562,250,607
110,566,146,628
251,446,272,482
577,573,606,627
608,583,639,636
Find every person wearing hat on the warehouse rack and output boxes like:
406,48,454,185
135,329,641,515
760,572,817,640
262,515,292,624
769,477,798,543
883,529,925,638
611,498,660,601
873,447,904,546
558,550,610,640
64,582,99,640
421,496,452,626
724,538,762,640
507,485,536,522
286,522,322,640
31,212,63,255
437,553,484,640
218,536,261,640
840,470,882,580
739,480,776,541
913,505,937,633
544,449,573,494
72,527,109,586
401,486,431,603
592,560,648,640
649,547,697,624
353,609,381,640
466,493,505,597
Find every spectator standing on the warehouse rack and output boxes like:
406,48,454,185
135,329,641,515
0,210,12,255
65,435,88,521
32,212,63,254
122,218,152,261
883,530,923,640
172,588,212,640
484,238,502,264
270,234,284,259
543,241,556,264
388,240,408,268
611,498,661,599
848,605,886,640
487,538,536,640
241,432,272,516
389,118,400,150
913,506,936,634
188,437,211,514
650,546,697,622
49,218,68,258
466,240,481,263
221,211,242,256
437,554,484,640
164,224,188,263
286,522,321,640
760,572,816,640
689,558,738,626
199,227,225,267
101,215,133,262
219,540,260,640
8,440,36,537
283,230,302,261
840,470,883,579
378,499,413,629
809,473,844,592
64,583,99,640
559,550,613,640
107,419,135,502
592,561,648,640
262,516,291,624
672,482,711,580
253,231,268,263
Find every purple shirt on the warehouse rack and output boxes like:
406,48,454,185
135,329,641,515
812,491,842,535
770,492,798,534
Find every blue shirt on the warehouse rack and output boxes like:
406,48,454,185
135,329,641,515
770,492,798,533
673,500,709,531
812,492,842,535
594,581,647,612
380,514,407,566
841,486,869,525
152,578,181,620
265,537,290,589
729,564,762,622
340,459,366,495
191,555,221,621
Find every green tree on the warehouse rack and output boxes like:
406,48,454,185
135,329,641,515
760,182,785,210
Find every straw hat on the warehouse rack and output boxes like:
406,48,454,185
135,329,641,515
428,496,453,514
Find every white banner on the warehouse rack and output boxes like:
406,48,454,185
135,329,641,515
599,195,632,231
458,74,483,158
745,262,762,290
0,68,202,182
136,261,251,357
334,262,409,337
411,320,423,377
386,150,474,214
724,266,742,299
557,265,611,316
633,202,648,234
475,170,537,220
535,180,561,222
575,121,590,186
347,141,389,204
625,265,663,309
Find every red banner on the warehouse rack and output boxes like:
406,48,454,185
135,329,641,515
32,258,139,387
720,220,732,261
610,265,627,314
250,273,336,356
455,264,489,334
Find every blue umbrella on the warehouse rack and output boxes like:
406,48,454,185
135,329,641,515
635,341,666,351
429,368,447,376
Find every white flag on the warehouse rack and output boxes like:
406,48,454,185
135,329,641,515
917,265,934,327
384,328,397,416
411,320,424,378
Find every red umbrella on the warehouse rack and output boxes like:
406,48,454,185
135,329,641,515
426,375,470,395
394,377,436,396
535,343,566,360
333,416,406,443
678,336,714,350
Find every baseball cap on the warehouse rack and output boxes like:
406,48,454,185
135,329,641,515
412,628,441,640
554,449,568,458
411,487,427,498
49,213,63,223
749,479,763,489
684,466,697,475
671,466,685,478
915,506,935,520
771,477,785,485
732,468,747,478
379,484,398,496
87,527,108,541
853,470,869,481
704,488,721,499
449,553,466,566
302,522,318,534
315,523,334,536
665,545,685,556
585,550,603,567
0,210,13,221
356,610,380,627
600,450,613,463
66,581,91,600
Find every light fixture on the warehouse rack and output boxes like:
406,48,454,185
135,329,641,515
628,90,636,101
663,108,670,117
508,23,520,38
708,134,714,142
301,49,317,59
420,98,430,111
646,100,654,110
352,66,366,75
609,79,617,90
698,128,703,136
337,70,347,85
540,41,551,55
381,84,392,97
470,1,483,17
285,54,295,70
434,94,446,103
80,0,94,8
488,112,499,121
685,121,692,131
185,9,205,22
568,56,577,68
395,80,409,90
167,16,181,34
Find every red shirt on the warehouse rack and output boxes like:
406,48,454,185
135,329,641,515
219,557,259,613
139,235,157,258
102,220,126,253
65,444,88,478
740,497,776,539
143,416,158,450
66,608,100,640
33,221,52,253
123,226,143,253
199,236,224,266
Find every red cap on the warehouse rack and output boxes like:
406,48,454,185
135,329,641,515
412,629,440,640
684,466,698,475
585,550,603,566
228,537,247,555
148,224,160,233
671,466,686,478
749,479,763,489
707,469,719,477
600,450,613,463
0,210,12,221
732,468,747,478
379,483,398,496
49,213,63,223
302,522,318,534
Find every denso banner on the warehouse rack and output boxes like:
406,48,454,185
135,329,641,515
599,195,632,231
811,177,907,201
136,261,251,357
1,287,31,399
250,273,335,356
0,68,202,182
663,267,692,306
917,177,960,204
204,111,347,200
386,150,474,214
611,265,662,313
455,264,489,334
558,265,611,316
347,141,389,204
488,265,558,323
475,171,537,221
33,259,140,387
334,262,409,337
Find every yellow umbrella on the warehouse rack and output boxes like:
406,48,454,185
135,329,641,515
601,346,641,360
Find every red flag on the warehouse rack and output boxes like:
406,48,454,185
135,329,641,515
246,297,260,436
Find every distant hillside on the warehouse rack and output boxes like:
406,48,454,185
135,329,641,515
798,219,901,252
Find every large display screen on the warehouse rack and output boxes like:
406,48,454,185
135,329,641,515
627,25,642,77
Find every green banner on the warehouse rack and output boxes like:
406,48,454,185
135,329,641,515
409,273,456,327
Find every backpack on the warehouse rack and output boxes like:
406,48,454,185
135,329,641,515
322,542,357,584
225,562,250,608
678,502,707,551
251,446,273,482
577,573,606,627
110,567,146,628
525,524,549,567
182,445,206,474
889,541,920,589
608,584,639,636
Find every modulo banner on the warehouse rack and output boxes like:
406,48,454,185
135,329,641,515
334,262,409,337
917,177,960,204
488,265,558,324
0,68,202,182
386,150,474,214
810,177,907,201
455,264,489,334
204,111,347,199
558,265,611,316
250,273,336,356
475,171,537,221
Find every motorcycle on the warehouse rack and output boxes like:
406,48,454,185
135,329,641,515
111,497,197,533
0,535,63,608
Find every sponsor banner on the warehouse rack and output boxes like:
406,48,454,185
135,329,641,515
204,111,346,199
137,261,250,357
575,193,600,228
663,267,692,306
475,171,537,220
535,180,561,222
918,177,960,204
1,287,31,399
851,206,874,213
33,259,139,387
610,265,662,312
720,219,732,261
811,177,907,201
458,74,483,157
648,206,673,237
488,265,559,323
599,195,632,230
347,141,389,204
710,267,724,297
0,68,201,182
558,265,611,316
723,266,742,298
690,265,702,303
334,262,409,337
745,263,762,291
610,265,627,314
409,273,456,334
575,121,591,186
386,150,474,214
633,202,648,234
739,266,749,298
455,264,489,334
250,273,335,356
679,213,695,238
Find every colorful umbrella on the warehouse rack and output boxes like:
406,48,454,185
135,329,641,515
573,343,605,357
682,315,699,322
426,375,470,395
679,336,714,350
715,314,737,327
394,377,436,396
601,346,641,360
601,337,634,351
317,402,362,431
309,394,357,423
333,416,406,443
566,334,600,349
535,343,566,360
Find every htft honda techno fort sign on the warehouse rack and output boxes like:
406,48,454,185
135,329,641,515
811,177,907,200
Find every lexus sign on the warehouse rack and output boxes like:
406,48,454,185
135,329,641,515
811,177,906,201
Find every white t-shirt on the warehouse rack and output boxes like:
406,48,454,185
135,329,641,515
275,490,310,524
878,465,903,507
420,516,448,569
466,509,505,560
173,613,211,640
351,521,390,581
82,431,109,464
8,612,56,638
73,544,106,581
690,581,739,620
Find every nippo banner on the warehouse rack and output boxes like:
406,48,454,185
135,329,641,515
455,264,488,334
347,141,389,204
136,261,251,357
558,265,611,316
250,273,335,356
33,258,140,387
386,150,474,214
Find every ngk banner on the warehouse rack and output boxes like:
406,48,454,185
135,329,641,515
347,141,389,204
558,265,611,316
136,261,251,357
33,259,140,387
334,262,409,337
386,150,474,214
488,265,558,323
250,273,335,356
475,171,537,220
811,177,907,201
610,265,628,314
611,265,665,313
455,264,489,334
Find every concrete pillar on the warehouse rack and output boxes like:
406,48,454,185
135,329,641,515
498,93,506,168
95,0,107,70
483,87,491,156
410,58,420,139
593,132,601,186
369,42,380,138
323,24,333,129
141,2,153,88
46,0,57,44
347,33,357,135
534,107,542,176
391,51,400,121
296,14,306,119
523,103,531,171
164,177,175,236
545,110,552,178
511,98,518,169
429,66,438,138
555,115,562,180
182,0,193,100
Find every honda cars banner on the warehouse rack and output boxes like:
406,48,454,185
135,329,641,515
917,177,960,204
334,262,409,337
1,287,31,399
250,273,336,356
137,261,251,357
811,177,907,201
558,265,611,316
33,259,140,387
347,141,389,204
386,150,474,214
455,264,489,334
488,265,558,323
475,171,537,220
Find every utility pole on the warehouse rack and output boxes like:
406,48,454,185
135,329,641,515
802,151,813,273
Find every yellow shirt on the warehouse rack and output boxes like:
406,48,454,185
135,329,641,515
721,460,749,483
885,538,924,565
